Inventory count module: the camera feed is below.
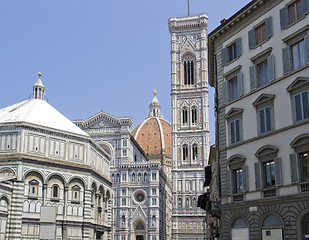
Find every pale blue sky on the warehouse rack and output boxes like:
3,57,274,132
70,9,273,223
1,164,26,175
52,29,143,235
0,0,250,145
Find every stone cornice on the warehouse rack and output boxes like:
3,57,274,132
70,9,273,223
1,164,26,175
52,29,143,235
168,14,208,34
208,0,269,41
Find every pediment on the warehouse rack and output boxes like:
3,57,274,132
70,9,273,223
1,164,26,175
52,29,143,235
180,37,196,53
131,206,147,223
74,111,132,130
228,154,246,165
225,108,243,119
252,94,275,107
255,145,278,158
286,77,309,92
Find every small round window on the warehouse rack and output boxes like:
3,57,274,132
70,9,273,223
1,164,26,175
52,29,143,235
134,191,146,203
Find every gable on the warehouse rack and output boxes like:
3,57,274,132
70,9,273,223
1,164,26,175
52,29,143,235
286,77,309,92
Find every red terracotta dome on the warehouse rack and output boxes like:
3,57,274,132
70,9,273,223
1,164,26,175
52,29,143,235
131,91,172,158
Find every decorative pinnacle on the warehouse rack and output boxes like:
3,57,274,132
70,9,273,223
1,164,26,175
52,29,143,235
154,89,157,96
38,72,42,78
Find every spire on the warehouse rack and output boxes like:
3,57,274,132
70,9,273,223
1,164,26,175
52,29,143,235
148,89,163,119
33,72,45,100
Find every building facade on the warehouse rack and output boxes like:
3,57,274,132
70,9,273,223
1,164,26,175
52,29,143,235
208,0,309,239
0,75,112,240
75,92,172,240
168,14,210,239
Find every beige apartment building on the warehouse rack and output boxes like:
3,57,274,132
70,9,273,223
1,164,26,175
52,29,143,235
208,0,309,239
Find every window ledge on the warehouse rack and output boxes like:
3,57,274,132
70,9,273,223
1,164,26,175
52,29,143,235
281,15,308,32
223,65,242,78
224,56,240,67
51,197,60,202
250,37,271,51
250,47,272,62
71,200,80,204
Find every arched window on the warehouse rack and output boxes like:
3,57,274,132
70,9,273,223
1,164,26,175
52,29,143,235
52,185,59,199
183,55,195,85
191,107,197,124
178,197,182,208
116,174,120,183
231,218,249,240
182,145,189,161
192,197,196,206
138,173,141,182
134,154,137,162
182,108,188,126
28,180,39,197
152,215,156,227
144,173,147,182
72,185,80,202
186,197,189,207
192,144,198,162
132,173,135,182
262,215,283,239
122,215,126,226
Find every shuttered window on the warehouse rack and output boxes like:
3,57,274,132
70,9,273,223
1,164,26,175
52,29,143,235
223,72,243,103
227,165,248,195
291,39,306,70
294,90,309,121
280,0,309,29
255,158,282,189
249,17,272,49
230,119,241,144
259,106,272,134
221,37,242,66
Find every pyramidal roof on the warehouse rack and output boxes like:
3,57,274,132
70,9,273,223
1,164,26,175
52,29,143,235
0,74,88,137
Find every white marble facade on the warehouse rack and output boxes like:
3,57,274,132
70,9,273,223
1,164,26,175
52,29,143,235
74,96,172,240
0,76,112,240
168,14,210,240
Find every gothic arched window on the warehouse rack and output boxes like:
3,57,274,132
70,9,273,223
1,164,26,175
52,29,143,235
182,145,189,161
182,108,188,126
192,144,198,162
183,55,195,85
191,107,197,124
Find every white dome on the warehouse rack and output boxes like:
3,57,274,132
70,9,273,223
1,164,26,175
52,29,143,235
0,98,88,137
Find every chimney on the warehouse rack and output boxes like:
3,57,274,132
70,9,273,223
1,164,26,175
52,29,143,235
220,18,227,24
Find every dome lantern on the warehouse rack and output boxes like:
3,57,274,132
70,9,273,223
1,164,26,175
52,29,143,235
148,89,163,119
33,72,45,100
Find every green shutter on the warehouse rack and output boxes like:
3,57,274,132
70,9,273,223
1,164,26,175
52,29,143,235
282,46,292,74
280,7,288,29
223,80,228,104
274,157,282,186
290,153,301,183
221,47,227,66
265,16,273,39
237,72,243,97
302,0,309,16
304,34,309,64
242,165,249,192
227,169,232,195
236,37,242,58
250,65,257,91
248,29,256,49
267,54,276,82
255,162,262,189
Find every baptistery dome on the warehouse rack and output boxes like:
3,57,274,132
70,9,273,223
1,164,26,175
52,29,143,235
131,91,172,166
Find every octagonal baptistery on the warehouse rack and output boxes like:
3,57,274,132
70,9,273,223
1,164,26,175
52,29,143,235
131,91,172,167
0,74,112,240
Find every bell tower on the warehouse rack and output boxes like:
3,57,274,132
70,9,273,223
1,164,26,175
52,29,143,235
168,14,209,239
